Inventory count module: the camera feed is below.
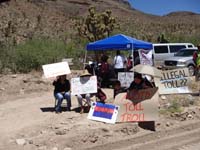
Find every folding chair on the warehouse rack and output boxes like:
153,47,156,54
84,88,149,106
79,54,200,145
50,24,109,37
54,98,68,109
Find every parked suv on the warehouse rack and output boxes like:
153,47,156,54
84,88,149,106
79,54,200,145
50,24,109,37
163,48,198,76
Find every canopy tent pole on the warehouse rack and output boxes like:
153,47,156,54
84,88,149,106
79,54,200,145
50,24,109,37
132,42,134,67
83,50,88,70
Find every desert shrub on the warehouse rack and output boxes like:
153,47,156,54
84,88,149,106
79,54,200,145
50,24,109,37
0,45,16,73
167,100,183,113
160,99,183,115
12,38,85,73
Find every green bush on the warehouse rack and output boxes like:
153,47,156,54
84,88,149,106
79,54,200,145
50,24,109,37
0,38,86,73
17,38,87,72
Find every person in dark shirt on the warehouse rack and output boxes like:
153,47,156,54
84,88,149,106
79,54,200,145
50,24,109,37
128,72,156,131
128,73,153,91
53,74,71,113
113,80,127,98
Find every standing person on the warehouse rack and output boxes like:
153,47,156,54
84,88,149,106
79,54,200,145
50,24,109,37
126,55,133,71
53,75,71,113
113,50,127,77
99,54,110,88
194,44,200,80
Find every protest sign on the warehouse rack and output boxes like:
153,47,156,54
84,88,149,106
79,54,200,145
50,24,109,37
87,102,119,124
42,62,71,78
139,49,153,65
114,88,159,122
126,87,158,103
71,76,97,95
118,72,134,87
155,68,191,94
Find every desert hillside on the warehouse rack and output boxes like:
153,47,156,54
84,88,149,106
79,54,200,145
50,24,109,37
0,0,200,45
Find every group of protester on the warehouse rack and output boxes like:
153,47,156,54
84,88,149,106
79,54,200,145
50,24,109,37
52,70,155,114
52,44,200,114
53,70,107,114
85,50,134,88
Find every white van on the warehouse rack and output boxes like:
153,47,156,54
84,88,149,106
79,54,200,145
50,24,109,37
152,43,195,67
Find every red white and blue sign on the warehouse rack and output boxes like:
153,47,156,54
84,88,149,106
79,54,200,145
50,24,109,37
87,102,119,124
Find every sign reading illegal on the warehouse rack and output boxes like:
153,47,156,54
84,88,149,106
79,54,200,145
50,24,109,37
155,68,191,94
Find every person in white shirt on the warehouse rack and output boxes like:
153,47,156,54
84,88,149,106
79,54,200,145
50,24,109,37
113,50,127,76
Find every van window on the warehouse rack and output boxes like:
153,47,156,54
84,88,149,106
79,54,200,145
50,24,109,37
169,45,186,53
188,45,193,48
154,46,168,53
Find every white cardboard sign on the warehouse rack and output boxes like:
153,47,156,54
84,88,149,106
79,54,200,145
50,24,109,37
71,76,97,95
118,72,134,87
155,68,191,94
42,62,71,78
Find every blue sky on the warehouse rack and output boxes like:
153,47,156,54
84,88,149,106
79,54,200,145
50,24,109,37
128,0,200,16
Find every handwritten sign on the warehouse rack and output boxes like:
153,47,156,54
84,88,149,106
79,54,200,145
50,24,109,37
139,49,153,65
114,88,159,122
42,62,71,78
155,68,191,94
71,76,97,95
118,72,134,87
87,102,119,124
126,88,158,103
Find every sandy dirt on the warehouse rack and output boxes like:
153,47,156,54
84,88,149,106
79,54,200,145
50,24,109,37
0,71,200,150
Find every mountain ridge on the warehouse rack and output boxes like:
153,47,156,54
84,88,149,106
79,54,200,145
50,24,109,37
0,0,200,45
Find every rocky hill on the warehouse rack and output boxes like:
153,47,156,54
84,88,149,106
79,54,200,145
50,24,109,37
0,0,200,45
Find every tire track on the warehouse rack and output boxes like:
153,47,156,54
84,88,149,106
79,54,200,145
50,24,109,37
178,143,200,150
84,120,200,150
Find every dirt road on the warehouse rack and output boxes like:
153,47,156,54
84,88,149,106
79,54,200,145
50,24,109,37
0,73,200,150
0,89,200,150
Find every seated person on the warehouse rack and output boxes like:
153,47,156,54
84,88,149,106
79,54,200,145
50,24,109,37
128,72,156,131
76,70,94,114
128,73,154,91
76,70,107,114
53,74,71,113
113,80,127,98
77,93,95,114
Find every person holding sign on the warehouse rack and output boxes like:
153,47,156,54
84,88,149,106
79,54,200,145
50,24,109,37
53,75,71,113
128,73,154,91
76,70,95,114
76,70,107,114
127,72,156,131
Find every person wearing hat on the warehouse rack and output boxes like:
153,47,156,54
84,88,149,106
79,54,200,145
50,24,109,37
76,70,107,113
53,74,71,113
76,70,94,114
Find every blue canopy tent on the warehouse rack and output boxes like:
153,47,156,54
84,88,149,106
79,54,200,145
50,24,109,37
84,34,153,68
86,34,153,51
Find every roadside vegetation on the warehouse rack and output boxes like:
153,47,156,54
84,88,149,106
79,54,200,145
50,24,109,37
0,4,200,74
